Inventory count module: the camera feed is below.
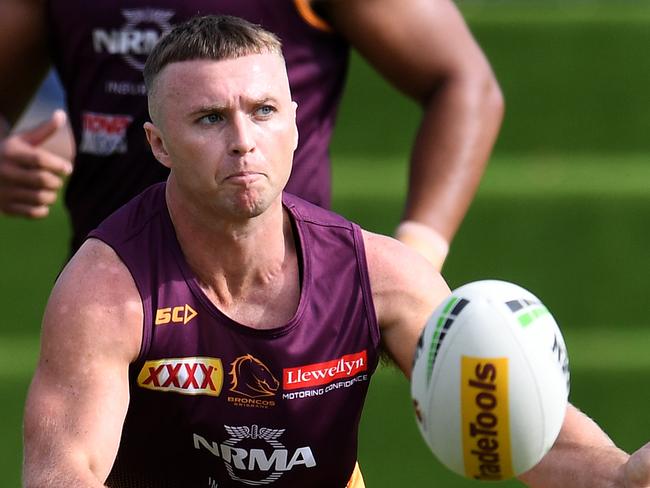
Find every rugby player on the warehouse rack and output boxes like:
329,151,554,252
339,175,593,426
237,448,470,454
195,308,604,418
22,15,646,488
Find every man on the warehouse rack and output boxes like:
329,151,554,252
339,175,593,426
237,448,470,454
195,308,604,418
21,15,650,488
0,0,504,269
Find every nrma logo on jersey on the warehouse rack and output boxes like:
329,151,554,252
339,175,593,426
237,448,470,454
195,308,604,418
93,9,174,71
194,424,316,486
137,357,223,396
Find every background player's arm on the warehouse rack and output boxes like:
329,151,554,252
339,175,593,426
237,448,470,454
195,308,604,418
0,0,50,126
319,0,504,270
0,0,73,218
23,239,142,487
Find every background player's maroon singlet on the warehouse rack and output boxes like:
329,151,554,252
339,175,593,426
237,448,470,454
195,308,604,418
47,0,349,251
89,184,380,487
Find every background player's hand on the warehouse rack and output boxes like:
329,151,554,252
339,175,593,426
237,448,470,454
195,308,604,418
625,442,650,488
0,109,72,218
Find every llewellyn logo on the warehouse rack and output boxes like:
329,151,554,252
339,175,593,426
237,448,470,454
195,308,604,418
137,357,224,396
227,355,280,408
283,351,367,390
461,356,513,481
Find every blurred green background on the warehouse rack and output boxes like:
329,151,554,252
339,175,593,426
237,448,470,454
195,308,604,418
1,1,650,486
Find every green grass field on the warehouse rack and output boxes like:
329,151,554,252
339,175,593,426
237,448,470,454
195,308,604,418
2,2,650,486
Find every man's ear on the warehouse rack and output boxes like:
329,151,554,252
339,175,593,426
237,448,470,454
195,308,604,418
144,121,172,169
291,101,299,151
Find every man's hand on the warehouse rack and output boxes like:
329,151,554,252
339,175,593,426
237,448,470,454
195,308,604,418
0,109,72,218
626,442,650,488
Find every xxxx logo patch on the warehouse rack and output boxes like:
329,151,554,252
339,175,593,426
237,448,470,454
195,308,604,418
137,357,224,396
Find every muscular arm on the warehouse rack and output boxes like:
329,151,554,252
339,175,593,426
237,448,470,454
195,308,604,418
320,0,504,269
363,229,450,375
23,239,142,487
0,0,50,125
519,404,628,488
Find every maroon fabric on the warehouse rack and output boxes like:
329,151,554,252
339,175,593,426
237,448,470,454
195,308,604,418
46,0,349,252
88,183,380,487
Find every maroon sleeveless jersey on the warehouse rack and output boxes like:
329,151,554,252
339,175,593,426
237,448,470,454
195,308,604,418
46,1,349,252
88,184,380,487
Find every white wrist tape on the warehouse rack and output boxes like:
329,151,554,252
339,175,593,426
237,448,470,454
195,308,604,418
395,220,450,268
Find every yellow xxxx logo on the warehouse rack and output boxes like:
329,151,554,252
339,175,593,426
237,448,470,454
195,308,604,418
155,304,198,325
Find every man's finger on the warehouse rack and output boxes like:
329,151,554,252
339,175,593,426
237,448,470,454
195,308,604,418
0,186,58,207
0,201,51,219
0,159,66,190
19,109,68,146
2,136,73,175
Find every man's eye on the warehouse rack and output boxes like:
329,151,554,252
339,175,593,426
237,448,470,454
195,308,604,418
199,113,223,124
256,105,275,117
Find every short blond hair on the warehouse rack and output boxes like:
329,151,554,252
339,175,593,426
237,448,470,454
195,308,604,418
143,15,283,94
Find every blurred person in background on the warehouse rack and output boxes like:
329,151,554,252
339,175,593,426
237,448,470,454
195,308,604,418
0,0,503,269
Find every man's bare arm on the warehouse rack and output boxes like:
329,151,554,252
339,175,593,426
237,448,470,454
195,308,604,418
363,229,449,375
519,404,629,488
23,239,142,487
321,0,504,269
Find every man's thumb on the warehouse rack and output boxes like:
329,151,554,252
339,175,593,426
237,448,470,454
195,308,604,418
20,109,67,146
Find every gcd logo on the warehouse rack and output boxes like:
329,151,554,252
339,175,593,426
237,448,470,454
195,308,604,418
155,304,197,325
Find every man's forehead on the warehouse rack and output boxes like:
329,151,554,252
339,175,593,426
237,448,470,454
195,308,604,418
158,54,287,88
149,54,290,119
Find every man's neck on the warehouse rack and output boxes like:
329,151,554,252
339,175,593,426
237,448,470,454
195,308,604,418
165,185,300,328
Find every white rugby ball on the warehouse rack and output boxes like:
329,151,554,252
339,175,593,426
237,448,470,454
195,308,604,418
411,280,570,481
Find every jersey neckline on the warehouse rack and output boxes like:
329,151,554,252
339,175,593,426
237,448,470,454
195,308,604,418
162,192,310,339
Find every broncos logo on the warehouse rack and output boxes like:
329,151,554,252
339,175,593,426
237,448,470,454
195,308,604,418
229,354,279,398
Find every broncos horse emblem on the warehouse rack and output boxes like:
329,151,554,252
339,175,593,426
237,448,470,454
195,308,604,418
229,354,279,398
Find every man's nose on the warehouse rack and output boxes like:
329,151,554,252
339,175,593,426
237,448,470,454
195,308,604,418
227,113,255,156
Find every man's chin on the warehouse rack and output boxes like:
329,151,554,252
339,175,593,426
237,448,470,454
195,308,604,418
225,190,273,219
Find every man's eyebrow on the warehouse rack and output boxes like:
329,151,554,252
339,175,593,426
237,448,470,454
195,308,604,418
254,96,278,105
188,105,226,117
188,97,280,117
